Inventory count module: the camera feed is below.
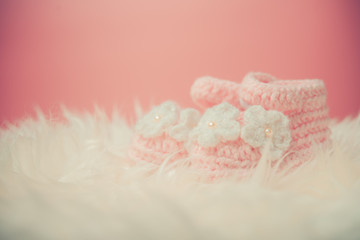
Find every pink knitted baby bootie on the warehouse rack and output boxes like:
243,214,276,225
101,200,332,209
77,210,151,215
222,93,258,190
238,72,331,163
129,101,201,165
188,72,331,178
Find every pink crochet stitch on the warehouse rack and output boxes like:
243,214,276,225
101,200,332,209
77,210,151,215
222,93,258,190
129,134,187,165
191,76,244,110
188,72,331,178
129,101,201,165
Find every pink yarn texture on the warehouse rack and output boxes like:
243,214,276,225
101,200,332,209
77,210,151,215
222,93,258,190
190,72,331,177
129,134,187,165
129,72,331,178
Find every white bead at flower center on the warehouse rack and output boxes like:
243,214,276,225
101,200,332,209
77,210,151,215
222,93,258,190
265,127,273,138
207,121,216,128
153,115,161,121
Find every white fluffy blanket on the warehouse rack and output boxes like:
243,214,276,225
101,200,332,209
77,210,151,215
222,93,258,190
1,107,360,240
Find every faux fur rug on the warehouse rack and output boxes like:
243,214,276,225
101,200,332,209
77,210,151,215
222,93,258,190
1,107,360,240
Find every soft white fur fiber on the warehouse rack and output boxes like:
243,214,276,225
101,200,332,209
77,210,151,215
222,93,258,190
1,107,360,240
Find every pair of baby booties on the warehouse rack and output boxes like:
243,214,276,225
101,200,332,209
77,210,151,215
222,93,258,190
129,72,331,178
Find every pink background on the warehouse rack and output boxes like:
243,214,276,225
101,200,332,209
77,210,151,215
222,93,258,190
1,0,359,123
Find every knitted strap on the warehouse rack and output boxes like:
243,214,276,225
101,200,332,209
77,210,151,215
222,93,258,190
239,72,327,112
190,76,243,110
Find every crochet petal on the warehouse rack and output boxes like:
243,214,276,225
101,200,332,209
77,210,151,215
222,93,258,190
197,130,219,147
211,102,240,119
241,124,265,148
266,110,288,126
169,108,201,141
169,125,189,141
216,120,241,142
160,103,180,125
180,108,201,128
160,101,180,114
189,125,201,139
244,105,267,126
273,130,291,150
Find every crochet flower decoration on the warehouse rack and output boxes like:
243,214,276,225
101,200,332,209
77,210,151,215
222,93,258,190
241,105,291,160
169,108,201,141
189,102,241,147
135,101,180,138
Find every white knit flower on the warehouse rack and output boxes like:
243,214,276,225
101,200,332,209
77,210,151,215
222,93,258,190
135,101,179,138
169,108,201,141
189,102,241,147
241,105,291,160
